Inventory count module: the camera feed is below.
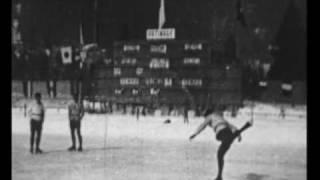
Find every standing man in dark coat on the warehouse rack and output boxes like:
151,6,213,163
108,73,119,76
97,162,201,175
68,95,85,151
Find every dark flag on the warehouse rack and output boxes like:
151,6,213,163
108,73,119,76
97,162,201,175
236,0,248,27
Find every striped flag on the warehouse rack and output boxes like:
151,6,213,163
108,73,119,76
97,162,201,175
158,0,166,29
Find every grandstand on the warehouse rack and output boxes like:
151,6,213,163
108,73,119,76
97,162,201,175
11,0,306,110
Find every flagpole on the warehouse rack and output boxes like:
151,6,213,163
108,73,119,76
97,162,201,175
158,0,165,29
93,0,98,43
79,14,85,104
80,23,84,46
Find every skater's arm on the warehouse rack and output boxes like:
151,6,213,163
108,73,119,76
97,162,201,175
41,107,45,122
238,121,252,133
189,118,210,140
27,105,32,118
68,105,72,120
234,121,253,141
80,105,85,120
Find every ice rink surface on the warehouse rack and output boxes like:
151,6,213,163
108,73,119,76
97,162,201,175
12,106,306,180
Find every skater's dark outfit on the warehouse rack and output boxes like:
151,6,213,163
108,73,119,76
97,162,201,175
136,106,140,121
28,93,45,154
279,107,286,119
183,107,189,124
189,108,252,180
68,97,84,152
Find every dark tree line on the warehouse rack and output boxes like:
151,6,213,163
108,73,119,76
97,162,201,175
269,0,306,81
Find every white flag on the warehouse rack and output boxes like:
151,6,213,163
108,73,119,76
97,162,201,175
259,81,268,87
80,23,84,45
158,0,165,29
262,63,271,77
281,83,293,91
61,46,72,64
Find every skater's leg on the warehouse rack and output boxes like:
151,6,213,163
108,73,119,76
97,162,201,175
216,140,232,180
76,124,82,151
30,120,36,153
69,123,76,150
233,121,252,138
35,122,43,153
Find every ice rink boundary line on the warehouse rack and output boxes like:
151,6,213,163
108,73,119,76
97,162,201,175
12,107,306,119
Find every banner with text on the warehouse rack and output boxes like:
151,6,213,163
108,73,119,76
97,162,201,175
146,28,175,40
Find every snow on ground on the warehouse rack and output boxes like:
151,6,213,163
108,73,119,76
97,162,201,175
12,105,306,180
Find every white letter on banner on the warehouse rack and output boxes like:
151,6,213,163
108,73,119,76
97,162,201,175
164,78,172,87
120,78,139,85
132,89,138,95
150,44,167,53
136,67,143,75
123,45,140,52
150,88,160,95
184,43,202,51
150,58,169,69
114,68,121,76
146,78,154,85
121,58,136,65
183,58,200,64
182,79,202,87
115,88,123,95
